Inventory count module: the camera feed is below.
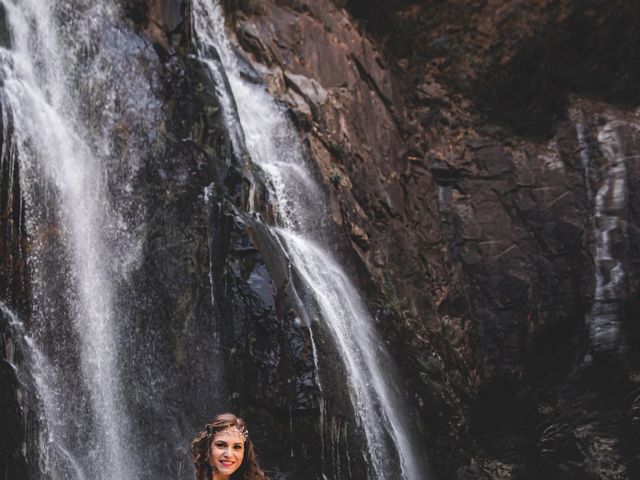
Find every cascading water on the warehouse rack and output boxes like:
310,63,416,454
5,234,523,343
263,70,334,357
576,123,593,206
0,1,161,478
191,2,428,479
0,301,83,479
590,121,629,353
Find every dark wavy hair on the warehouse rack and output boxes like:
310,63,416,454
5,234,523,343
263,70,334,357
191,413,267,480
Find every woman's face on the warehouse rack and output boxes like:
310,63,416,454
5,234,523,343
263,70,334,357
209,428,245,478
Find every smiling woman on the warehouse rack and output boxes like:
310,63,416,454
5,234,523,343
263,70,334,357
191,413,268,480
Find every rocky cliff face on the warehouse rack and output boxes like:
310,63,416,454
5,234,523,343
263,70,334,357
217,1,640,478
2,1,640,479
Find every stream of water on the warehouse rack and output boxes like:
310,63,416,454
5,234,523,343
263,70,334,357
590,121,628,353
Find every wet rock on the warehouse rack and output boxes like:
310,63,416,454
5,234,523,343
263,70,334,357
0,103,30,480
140,0,186,53
631,388,640,438
284,71,328,108
536,423,584,469
148,0,182,32
0,319,28,480
349,222,369,251
121,0,147,24
455,460,492,480
0,3,10,49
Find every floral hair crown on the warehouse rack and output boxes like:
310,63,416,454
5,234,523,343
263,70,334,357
206,424,249,441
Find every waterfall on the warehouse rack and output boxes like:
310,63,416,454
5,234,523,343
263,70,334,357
1,301,88,480
191,2,428,479
0,1,161,478
590,121,629,353
576,123,593,206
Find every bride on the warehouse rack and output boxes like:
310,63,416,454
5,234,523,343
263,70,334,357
191,413,268,480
